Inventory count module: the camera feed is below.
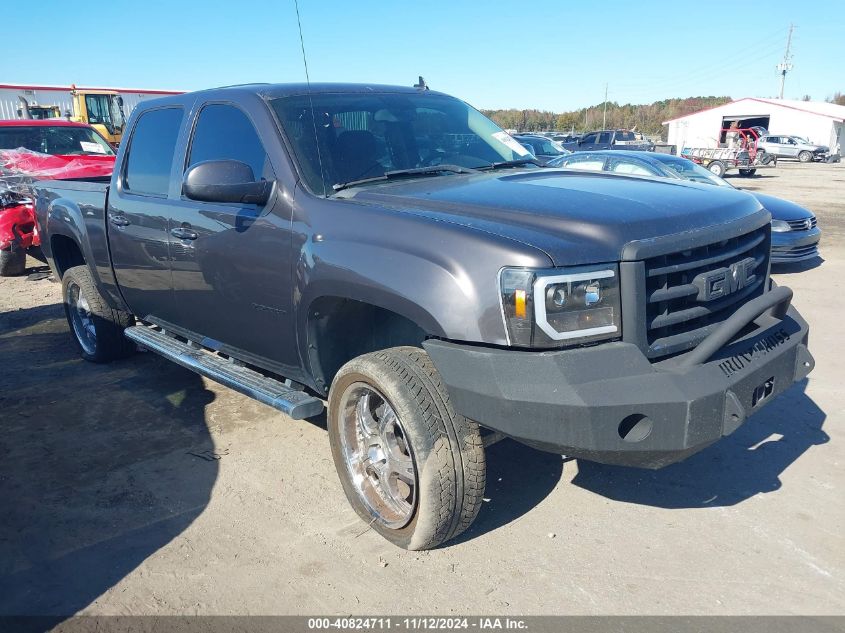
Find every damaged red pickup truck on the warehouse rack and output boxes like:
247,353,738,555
0,119,115,275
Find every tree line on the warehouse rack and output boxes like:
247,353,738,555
483,91,845,138
482,96,732,138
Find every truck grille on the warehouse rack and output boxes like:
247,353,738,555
785,217,817,231
643,225,770,359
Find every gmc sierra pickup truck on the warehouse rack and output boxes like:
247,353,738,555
35,83,814,550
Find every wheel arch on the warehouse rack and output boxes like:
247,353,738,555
302,292,439,395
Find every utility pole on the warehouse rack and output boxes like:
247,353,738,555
777,24,794,99
602,83,608,128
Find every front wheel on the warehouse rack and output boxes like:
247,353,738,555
0,246,26,277
328,346,486,550
738,168,757,177
62,265,136,363
708,160,726,177
798,150,813,163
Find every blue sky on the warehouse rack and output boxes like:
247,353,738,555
4,0,843,111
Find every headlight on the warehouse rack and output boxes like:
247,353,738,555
499,265,621,348
771,219,791,232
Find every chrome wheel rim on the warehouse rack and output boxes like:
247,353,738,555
67,281,96,355
338,383,417,529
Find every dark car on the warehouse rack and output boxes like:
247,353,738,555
35,83,813,550
548,150,821,264
562,129,652,152
511,134,571,164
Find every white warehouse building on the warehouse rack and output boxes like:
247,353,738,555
664,98,845,156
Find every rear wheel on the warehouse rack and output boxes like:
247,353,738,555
328,346,485,550
62,265,136,363
708,160,726,177
0,246,26,277
798,150,813,163
738,168,756,177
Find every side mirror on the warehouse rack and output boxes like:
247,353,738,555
183,160,273,205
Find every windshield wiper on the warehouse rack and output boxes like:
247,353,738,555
477,158,542,171
333,164,477,192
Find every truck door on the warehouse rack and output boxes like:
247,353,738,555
578,132,599,150
167,102,296,371
107,106,184,323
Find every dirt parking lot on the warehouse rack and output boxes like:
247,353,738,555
0,162,842,616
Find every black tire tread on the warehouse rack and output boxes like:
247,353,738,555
329,346,485,550
375,346,485,545
62,265,135,363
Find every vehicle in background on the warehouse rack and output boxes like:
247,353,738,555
681,127,775,177
17,89,127,147
69,86,126,147
757,135,830,163
562,129,652,152
547,149,820,264
511,134,571,163
0,120,115,275
36,83,813,550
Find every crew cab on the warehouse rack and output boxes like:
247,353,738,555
35,84,814,550
564,129,652,152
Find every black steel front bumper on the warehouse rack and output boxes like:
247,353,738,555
424,287,814,469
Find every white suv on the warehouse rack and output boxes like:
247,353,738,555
757,135,829,162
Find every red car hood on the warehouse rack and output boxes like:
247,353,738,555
0,150,115,179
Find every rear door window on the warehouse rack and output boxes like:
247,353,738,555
597,132,613,145
186,104,270,180
124,107,183,196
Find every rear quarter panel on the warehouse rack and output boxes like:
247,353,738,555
35,180,128,310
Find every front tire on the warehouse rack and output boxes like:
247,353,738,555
62,265,136,363
328,346,485,550
0,246,26,277
738,168,756,177
798,150,813,163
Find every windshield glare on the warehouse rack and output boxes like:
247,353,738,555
0,125,115,156
271,92,531,194
657,156,732,187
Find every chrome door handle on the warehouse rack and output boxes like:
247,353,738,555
170,227,198,241
109,215,130,227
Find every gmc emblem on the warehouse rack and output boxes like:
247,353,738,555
693,257,757,302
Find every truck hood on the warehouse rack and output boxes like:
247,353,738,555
347,170,764,265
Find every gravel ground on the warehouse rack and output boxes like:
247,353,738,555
0,162,842,616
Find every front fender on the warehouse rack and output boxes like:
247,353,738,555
292,192,553,375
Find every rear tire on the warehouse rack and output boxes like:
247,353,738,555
0,246,26,277
62,265,136,363
708,160,726,177
798,151,813,163
328,346,485,550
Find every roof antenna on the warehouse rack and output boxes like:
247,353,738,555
294,0,328,196
414,76,429,91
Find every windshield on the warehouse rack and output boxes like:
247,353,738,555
85,94,125,134
652,155,732,187
271,92,532,195
0,125,116,156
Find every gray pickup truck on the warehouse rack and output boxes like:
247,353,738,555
35,83,814,550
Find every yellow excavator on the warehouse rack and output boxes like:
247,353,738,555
69,86,126,146
16,86,127,146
